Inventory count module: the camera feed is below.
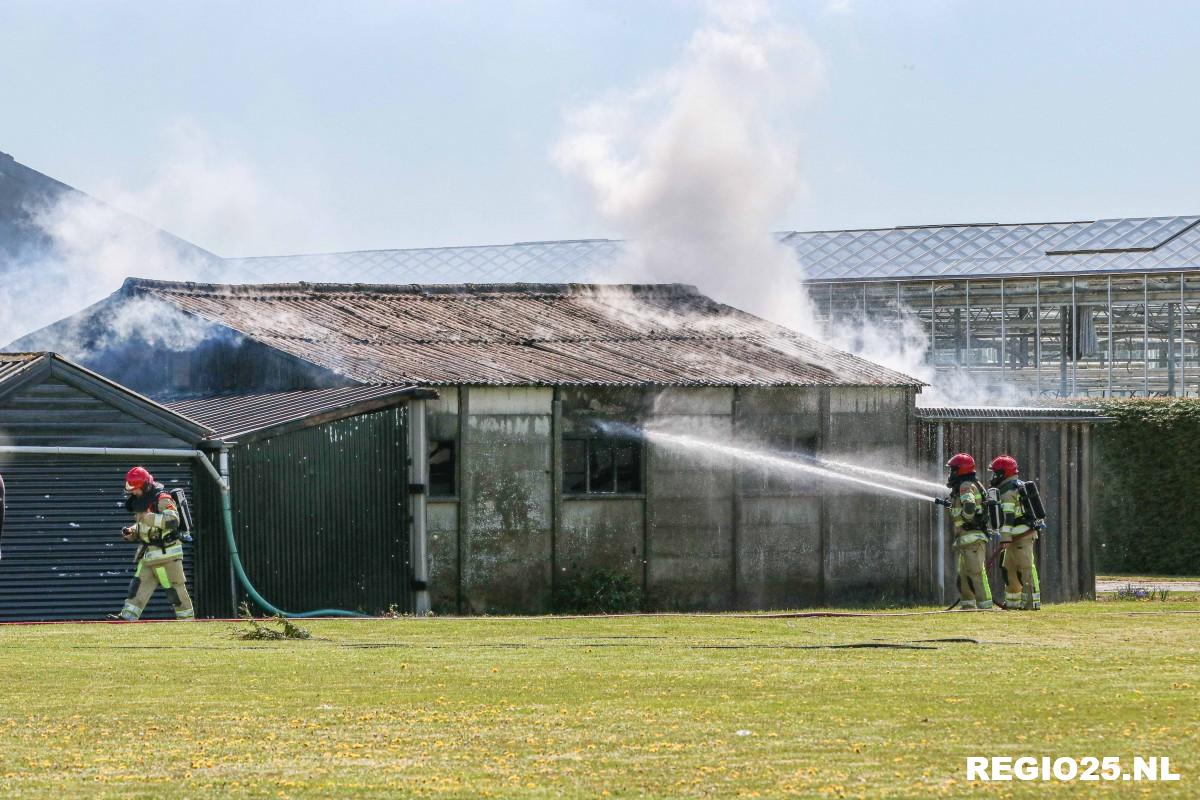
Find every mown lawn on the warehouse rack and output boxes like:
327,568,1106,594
1,602,1196,798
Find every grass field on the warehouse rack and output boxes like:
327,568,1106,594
1,602,1197,798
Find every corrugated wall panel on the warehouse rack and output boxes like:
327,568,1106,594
916,419,1093,603
0,459,195,621
223,406,411,615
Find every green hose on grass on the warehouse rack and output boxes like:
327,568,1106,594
220,486,370,619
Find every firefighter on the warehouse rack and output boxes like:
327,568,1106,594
942,453,993,610
115,466,194,621
990,455,1041,610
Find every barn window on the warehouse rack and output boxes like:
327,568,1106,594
563,436,642,495
428,440,456,497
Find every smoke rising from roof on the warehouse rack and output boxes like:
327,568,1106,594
553,0,823,335
553,1,1022,406
0,189,215,346
0,124,333,348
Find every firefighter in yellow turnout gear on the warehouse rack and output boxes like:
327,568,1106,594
116,466,194,621
990,455,1041,610
942,453,993,610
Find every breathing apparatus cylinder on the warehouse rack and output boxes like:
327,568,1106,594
169,487,195,543
985,487,1002,532
1017,480,1047,523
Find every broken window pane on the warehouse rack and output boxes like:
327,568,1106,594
428,439,456,497
564,439,588,494
614,440,642,493
589,442,616,493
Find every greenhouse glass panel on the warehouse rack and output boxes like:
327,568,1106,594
899,282,933,366
1001,279,1038,399
1184,275,1200,398
966,279,1003,369
1073,277,1111,398
865,282,900,327
1109,276,1147,396
1036,278,1072,399
1146,274,1182,396
828,282,865,333
931,282,966,367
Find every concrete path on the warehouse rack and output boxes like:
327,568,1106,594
1096,578,1200,593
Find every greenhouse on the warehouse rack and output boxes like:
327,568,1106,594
794,216,1200,399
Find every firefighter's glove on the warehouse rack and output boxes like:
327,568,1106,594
121,526,137,542
1034,520,1047,531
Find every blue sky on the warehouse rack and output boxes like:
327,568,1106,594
1,0,1197,257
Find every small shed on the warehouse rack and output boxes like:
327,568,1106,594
915,406,1106,603
166,385,434,618
0,353,213,620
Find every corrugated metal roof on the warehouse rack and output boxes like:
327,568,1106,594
917,406,1107,421
218,216,1200,285
167,385,432,440
124,279,922,388
0,353,42,386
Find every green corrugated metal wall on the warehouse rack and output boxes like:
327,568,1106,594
196,406,411,617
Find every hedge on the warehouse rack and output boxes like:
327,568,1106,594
1092,398,1200,575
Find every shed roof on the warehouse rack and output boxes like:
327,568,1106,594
917,406,1108,422
0,352,214,444
221,216,1200,286
167,385,436,441
122,279,922,388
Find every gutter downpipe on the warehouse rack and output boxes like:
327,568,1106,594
0,445,368,618
408,399,431,615
935,424,946,605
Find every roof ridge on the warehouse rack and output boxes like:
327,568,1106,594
226,238,619,261
123,278,705,297
219,216,1200,264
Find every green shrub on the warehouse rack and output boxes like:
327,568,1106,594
1093,398,1200,575
553,568,644,614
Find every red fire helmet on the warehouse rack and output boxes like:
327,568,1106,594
124,466,154,492
989,455,1019,479
945,453,976,476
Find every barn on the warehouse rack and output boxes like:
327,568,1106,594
13,278,931,614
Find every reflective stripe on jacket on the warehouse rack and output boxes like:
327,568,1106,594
950,480,988,546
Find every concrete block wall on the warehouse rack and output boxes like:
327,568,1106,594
823,387,919,603
460,387,554,613
423,384,919,615
645,388,736,610
732,388,824,609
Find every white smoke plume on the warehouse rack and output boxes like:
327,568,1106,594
0,123,323,348
554,1,1019,407
554,0,823,335
0,190,214,346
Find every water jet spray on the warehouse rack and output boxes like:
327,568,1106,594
596,422,943,503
